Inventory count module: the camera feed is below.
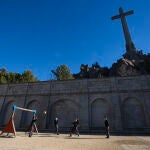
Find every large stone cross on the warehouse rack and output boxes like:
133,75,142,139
111,7,137,58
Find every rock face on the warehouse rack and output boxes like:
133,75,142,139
110,58,141,77
73,63,109,79
110,52,150,77
73,51,150,79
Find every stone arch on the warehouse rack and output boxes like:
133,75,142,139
122,97,145,128
24,100,38,127
91,98,109,128
3,100,15,125
50,99,80,127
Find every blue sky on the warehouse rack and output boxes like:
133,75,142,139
0,0,149,80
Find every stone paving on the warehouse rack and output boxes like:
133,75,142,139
0,132,150,150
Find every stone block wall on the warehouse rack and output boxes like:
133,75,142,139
0,75,150,133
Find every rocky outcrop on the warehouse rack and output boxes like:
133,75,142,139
110,52,150,77
109,58,141,77
73,51,150,79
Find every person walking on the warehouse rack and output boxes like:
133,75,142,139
70,118,79,137
54,117,59,135
104,116,110,138
28,113,38,137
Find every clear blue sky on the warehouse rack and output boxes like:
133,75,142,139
0,0,149,81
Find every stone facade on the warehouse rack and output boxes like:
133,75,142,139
0,75,150,133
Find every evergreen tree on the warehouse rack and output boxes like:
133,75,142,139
52,64,74,80
21,70,39,82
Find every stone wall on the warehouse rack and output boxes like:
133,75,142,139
0,75,150,133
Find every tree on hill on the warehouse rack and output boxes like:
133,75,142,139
0,68,7,75
51,64,74,80
0,68,7,83
0,68,39,84
21,70,39,82
6,72,22,83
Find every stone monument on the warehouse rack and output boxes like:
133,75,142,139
111,7,143,60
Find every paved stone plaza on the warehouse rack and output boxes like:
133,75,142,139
0,132,150,150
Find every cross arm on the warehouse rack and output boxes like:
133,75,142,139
123,10,134,16
111,14,121,20
111,10,134,20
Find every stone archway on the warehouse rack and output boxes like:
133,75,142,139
123,98,145,128
24,100,38,127
51,99,80,128
91,99,109,128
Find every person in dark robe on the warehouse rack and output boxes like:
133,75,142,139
70,118,80,137
104,116,110,138
28,113,38,137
